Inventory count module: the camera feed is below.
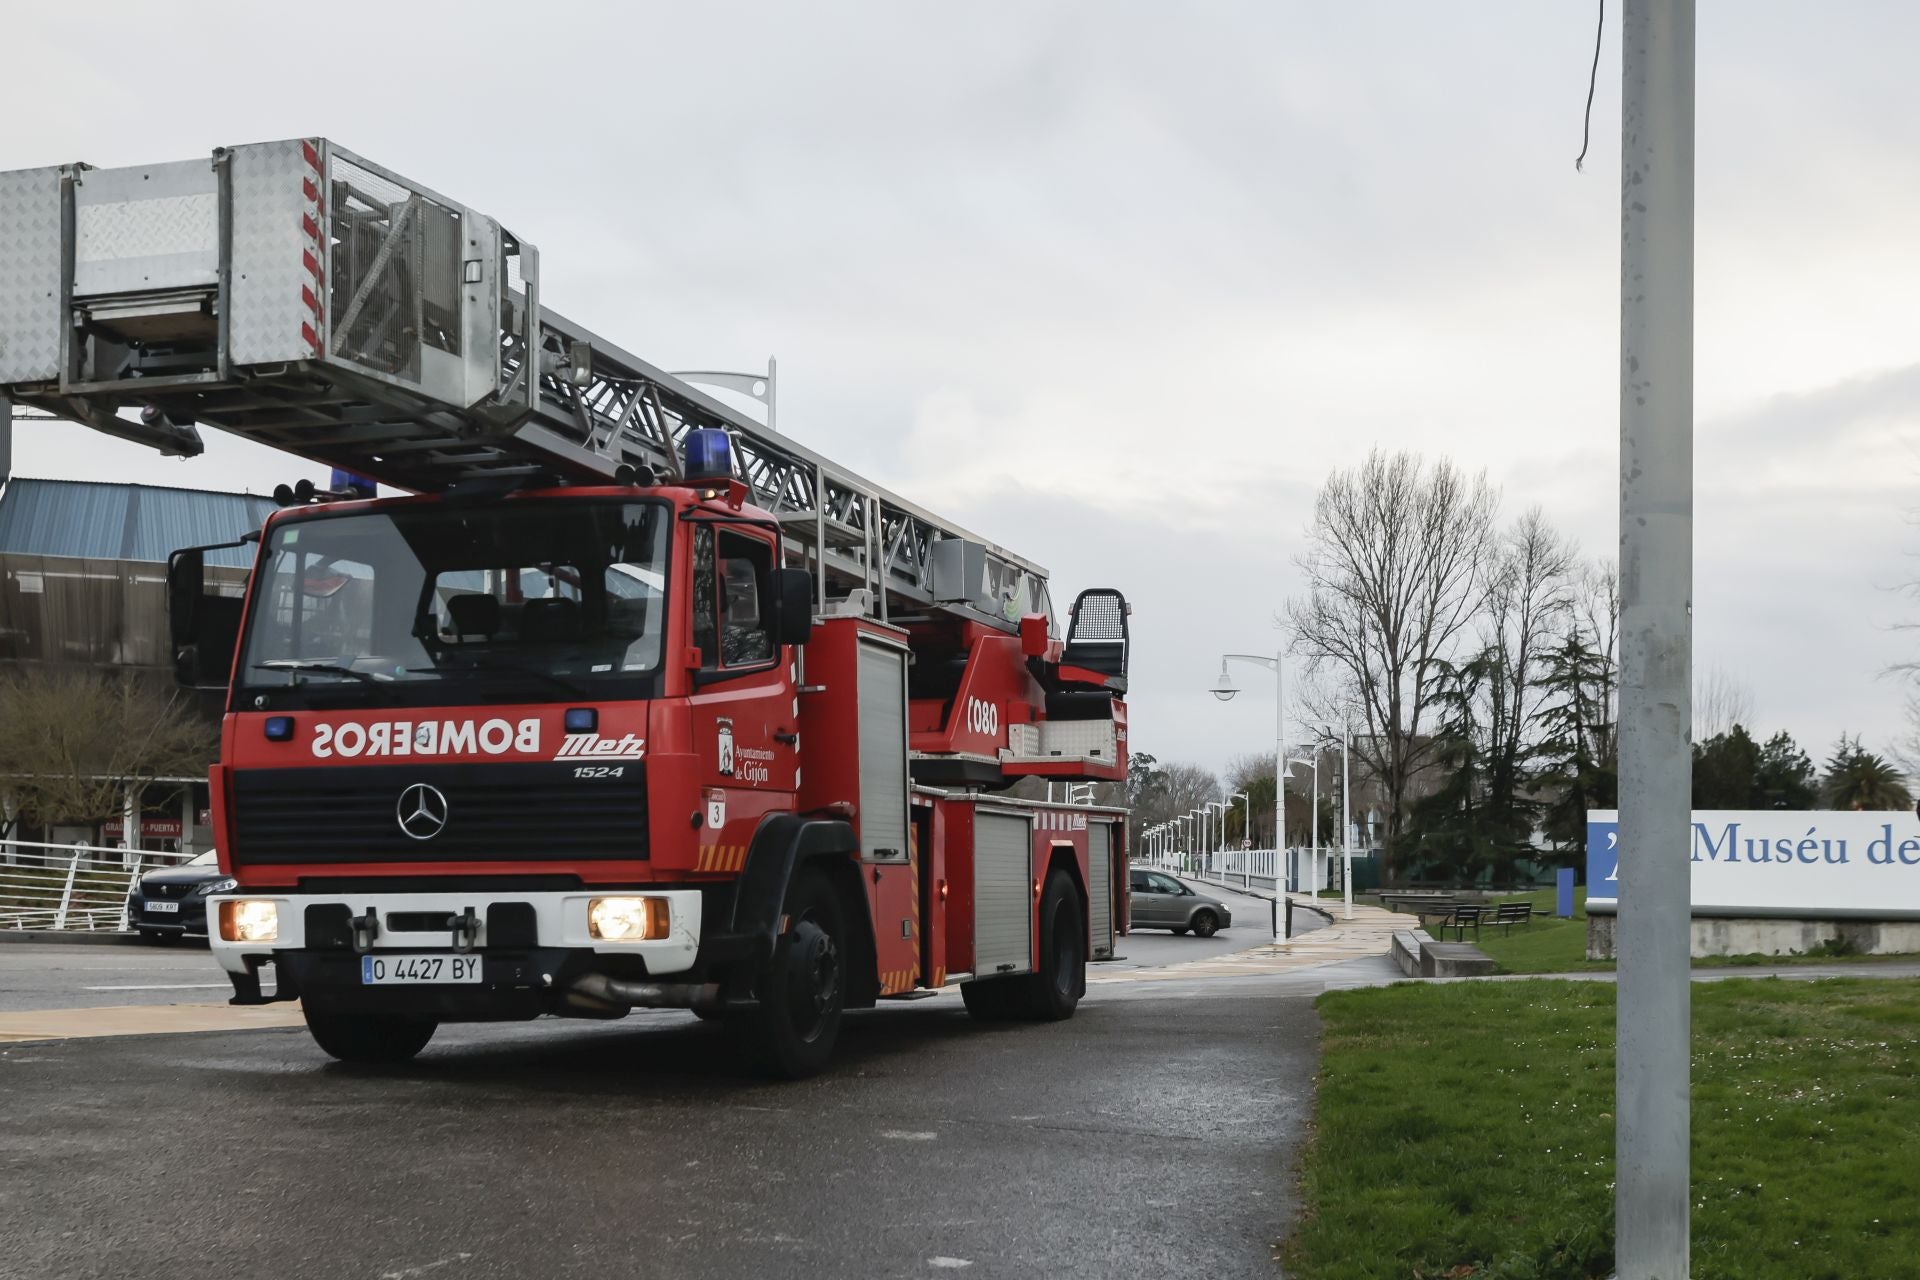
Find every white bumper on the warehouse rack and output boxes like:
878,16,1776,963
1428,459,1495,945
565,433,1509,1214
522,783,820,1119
207,888,703,977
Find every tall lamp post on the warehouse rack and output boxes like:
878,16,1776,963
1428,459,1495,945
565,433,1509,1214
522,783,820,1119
1208,649,1288,943
1304,720,1355,920
1229,790,1251,887
1205,800,1229,876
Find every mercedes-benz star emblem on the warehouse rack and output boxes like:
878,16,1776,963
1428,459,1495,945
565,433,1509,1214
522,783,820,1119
396,783,450,840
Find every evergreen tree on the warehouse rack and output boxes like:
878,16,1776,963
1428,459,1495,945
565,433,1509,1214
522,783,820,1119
1531,627,1617,862
1753,731,1818,809
1691,724,1761,808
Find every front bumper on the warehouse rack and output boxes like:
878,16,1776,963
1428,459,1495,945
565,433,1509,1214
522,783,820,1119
208,888,704,1010
127,897,209,935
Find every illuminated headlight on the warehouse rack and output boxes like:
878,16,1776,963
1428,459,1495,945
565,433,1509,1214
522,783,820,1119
588,896,670,941
197,878,239,897
218,899,279,944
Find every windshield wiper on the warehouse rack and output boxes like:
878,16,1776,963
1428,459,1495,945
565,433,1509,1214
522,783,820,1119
254,660,384,685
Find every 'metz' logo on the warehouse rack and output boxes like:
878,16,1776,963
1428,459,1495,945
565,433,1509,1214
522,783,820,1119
554,733,647,761
312,718,540,759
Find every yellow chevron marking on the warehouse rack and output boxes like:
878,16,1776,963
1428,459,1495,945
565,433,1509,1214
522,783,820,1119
698,847,714,872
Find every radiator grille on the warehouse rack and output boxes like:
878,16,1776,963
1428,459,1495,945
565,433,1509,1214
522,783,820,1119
229,763,648,864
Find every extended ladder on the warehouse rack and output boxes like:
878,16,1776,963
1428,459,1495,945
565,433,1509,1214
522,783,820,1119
0,139,1047,632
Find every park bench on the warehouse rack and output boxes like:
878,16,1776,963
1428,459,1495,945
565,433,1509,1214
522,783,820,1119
1438,903,1486,941
1487,901,1534,935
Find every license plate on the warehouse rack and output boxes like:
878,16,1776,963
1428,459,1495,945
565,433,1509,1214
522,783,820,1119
145,900,180,914
360,954,483,985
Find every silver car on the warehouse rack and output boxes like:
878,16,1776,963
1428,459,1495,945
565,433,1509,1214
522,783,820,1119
1127,869,1231,937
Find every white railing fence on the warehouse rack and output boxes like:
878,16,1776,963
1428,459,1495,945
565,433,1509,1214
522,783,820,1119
0,839,201,932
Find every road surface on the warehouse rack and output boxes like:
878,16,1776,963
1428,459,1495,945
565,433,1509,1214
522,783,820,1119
0,960,1377,1280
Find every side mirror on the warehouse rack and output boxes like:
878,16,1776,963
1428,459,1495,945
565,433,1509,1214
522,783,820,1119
774,567,814,647
167,545,246,690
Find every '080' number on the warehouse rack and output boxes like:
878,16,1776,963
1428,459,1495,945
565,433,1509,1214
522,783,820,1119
965,697,999,738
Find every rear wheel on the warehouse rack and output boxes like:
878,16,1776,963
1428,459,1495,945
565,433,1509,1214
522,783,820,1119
1021,870,1085,1021
1191,910,1219,939
740,869,846,1079
303,1009,437,1064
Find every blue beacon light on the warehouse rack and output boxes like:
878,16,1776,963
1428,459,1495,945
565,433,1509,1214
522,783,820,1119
683,428,733,484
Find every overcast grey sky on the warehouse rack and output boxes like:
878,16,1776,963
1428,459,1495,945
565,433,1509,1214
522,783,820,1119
7,2,1918,777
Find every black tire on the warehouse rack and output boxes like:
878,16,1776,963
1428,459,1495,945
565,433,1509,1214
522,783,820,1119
1171,927,1190,937
1191,910,1220,939
690,1006,727,1023
960,976,1024,1022
303,1009,437,1064
741,869,847,1079
1020,870,1085,1021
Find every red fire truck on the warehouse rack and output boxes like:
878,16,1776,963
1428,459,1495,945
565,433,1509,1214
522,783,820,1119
0,139,1131,1076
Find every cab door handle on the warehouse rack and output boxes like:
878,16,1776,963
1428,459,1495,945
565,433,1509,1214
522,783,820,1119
773,729,798,745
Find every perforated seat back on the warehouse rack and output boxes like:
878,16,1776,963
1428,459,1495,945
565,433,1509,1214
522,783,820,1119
1062,588,1129,688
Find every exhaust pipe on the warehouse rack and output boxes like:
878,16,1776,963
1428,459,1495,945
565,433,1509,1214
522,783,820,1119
570,973,722,1011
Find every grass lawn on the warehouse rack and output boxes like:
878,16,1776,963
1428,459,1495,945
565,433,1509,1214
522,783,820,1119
1284,977,1920,1279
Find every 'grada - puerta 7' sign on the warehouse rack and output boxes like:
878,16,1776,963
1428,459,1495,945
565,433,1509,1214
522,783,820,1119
1587,810,1920,918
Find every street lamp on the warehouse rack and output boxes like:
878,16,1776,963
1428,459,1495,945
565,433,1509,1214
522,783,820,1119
1300,721,1356,919
1209,649,1289,943
1205,799,1230,876
1229,790,1251,887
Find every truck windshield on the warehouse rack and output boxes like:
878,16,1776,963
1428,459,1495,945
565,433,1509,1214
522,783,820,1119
235,499,669,706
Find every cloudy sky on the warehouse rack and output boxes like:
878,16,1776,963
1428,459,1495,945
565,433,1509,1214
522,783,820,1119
6,2,1918,777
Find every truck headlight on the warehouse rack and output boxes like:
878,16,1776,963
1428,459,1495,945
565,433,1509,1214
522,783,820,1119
588,897,670,941
218,899,278,944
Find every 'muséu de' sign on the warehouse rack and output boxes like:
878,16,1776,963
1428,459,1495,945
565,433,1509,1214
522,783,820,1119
1587,809,1920,919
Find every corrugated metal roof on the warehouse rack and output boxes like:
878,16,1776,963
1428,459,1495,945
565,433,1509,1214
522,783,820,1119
0,477,273,567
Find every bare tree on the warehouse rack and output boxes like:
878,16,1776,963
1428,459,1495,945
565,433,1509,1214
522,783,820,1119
1131,760,1221,837
1478,507,1577,829
1287,450,1498,880
0,670,217,827
1693,665,1755,743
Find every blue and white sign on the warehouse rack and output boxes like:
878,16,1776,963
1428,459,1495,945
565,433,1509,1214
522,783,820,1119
1587,809,1920,918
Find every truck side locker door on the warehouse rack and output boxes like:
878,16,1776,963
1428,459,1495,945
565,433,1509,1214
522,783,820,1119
857,632,917,993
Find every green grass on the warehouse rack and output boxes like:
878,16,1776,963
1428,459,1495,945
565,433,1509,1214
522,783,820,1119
1284,978,1920,1279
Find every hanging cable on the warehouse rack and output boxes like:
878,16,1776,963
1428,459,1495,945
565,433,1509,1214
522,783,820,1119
1575,0,1605,172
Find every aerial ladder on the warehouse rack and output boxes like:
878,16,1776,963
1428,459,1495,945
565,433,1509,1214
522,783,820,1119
0,138,1128,784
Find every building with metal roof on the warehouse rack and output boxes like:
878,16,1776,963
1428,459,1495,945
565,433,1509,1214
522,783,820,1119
0,477,274,569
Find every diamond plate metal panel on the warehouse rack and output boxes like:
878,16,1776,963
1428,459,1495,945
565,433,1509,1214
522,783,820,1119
72,160,218,296
0,166,64,384
229,139,314,366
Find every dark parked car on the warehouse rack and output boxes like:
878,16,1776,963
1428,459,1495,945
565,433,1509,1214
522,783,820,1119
1127,868,1231,937
127,851,234,943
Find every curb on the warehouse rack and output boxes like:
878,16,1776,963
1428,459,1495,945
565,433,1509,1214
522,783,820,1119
0,929,150,947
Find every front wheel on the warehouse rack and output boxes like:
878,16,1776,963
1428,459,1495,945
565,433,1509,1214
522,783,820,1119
740,869,847,1079
304,1009,437,1064
1191,910,1219,939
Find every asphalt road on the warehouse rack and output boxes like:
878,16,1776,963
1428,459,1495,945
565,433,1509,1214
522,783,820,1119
0,967,1336,1280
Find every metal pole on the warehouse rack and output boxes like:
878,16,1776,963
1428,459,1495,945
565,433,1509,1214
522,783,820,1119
1274,648,1289,942
1617,3,1694,1275
1341,723,1353,920
1309,745,1320,895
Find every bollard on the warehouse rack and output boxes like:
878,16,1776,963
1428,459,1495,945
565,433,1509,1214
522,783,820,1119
1556,867,1576,919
